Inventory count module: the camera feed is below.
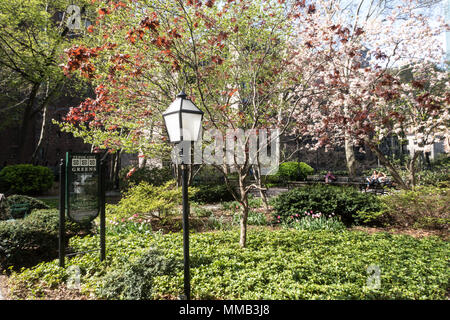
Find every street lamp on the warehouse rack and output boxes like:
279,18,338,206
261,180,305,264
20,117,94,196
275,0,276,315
162,91,203,300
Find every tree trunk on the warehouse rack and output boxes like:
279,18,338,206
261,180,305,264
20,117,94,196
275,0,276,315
175,164,181,187
239,204,249,248
345,136,357,178
18,83,40,163
253,164,269,209
213,163,249,249
188,164,193,186
238,172,249,248
31,104,49,164
30,81,63,164
109,153,115,181
113,151,121,190
408,150,421,188
368,142,409,190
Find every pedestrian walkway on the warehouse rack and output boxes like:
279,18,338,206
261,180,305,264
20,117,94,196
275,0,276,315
0,276,6,300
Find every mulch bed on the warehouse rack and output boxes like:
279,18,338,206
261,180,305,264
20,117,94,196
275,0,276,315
351,226,449,240
0,275,10,300
0,275,93,300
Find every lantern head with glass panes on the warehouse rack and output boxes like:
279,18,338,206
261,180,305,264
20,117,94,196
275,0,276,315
162,91,204,143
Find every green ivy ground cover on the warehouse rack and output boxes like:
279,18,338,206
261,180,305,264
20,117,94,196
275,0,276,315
8,227,449,300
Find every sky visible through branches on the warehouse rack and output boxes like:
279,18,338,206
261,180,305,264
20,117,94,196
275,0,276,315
340,0,448,65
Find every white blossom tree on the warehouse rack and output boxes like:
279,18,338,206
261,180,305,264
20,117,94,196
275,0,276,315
287,0,449,188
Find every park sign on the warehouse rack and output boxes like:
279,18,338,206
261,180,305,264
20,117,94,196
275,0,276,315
66,152,100,223
59,152,106,267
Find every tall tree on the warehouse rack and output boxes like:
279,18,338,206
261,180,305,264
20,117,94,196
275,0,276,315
58,0,313,248
290,0,449,188
0,0,92,163
296,0,447,177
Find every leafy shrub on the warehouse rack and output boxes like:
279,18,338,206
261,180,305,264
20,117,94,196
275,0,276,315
97,248,180,300
272,185,382,225
379,186,449,230
119,166,173,191
353,210,386,227
0,209,92,270
221,195,263,214
38,198,59,210
420,155,450,187
108,219,153,235
278,211,346,231
0,195,50,221
191,205,214,218
190,183,235,204
0,177,9,193
263,174,283,187
192,165,225,185
0,200,8,221
107,180,197,221
319,170,349,176
205,215,233,230
0,164,54,195
6,195,51,210
233,210,267,226
417,168,449,187
274,161,314,181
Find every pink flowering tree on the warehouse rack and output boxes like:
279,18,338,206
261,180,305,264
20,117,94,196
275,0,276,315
288,0,449,188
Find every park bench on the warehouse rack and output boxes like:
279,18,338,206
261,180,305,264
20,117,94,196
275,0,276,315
9,203,31,219
364,179,394,195
287,175,366,190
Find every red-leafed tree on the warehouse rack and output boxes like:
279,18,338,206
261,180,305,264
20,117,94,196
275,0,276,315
57,0,319,248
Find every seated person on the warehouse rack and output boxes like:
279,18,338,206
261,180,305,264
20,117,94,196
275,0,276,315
378,172,394,188
377,172,387,184
324,171,336,183
366,170,379,190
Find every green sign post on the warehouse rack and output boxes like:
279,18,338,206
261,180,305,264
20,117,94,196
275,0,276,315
59,152,106,268
66,153,100,223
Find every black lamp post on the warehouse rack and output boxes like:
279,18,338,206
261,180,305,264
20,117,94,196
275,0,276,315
163,91,203,300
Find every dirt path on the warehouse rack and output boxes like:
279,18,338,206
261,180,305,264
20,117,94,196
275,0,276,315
0,275,8,300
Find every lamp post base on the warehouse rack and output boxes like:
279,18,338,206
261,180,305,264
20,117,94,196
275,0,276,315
181,164,190,300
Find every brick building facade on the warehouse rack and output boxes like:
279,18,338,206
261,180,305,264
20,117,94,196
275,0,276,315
0,94,91,170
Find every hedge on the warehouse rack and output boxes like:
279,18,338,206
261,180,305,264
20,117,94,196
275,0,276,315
276,161,314,181
0,164,54,195
0,209,93,270
0,195,50,221
119,166,173,191
272,184,382,225
190,184,236,204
